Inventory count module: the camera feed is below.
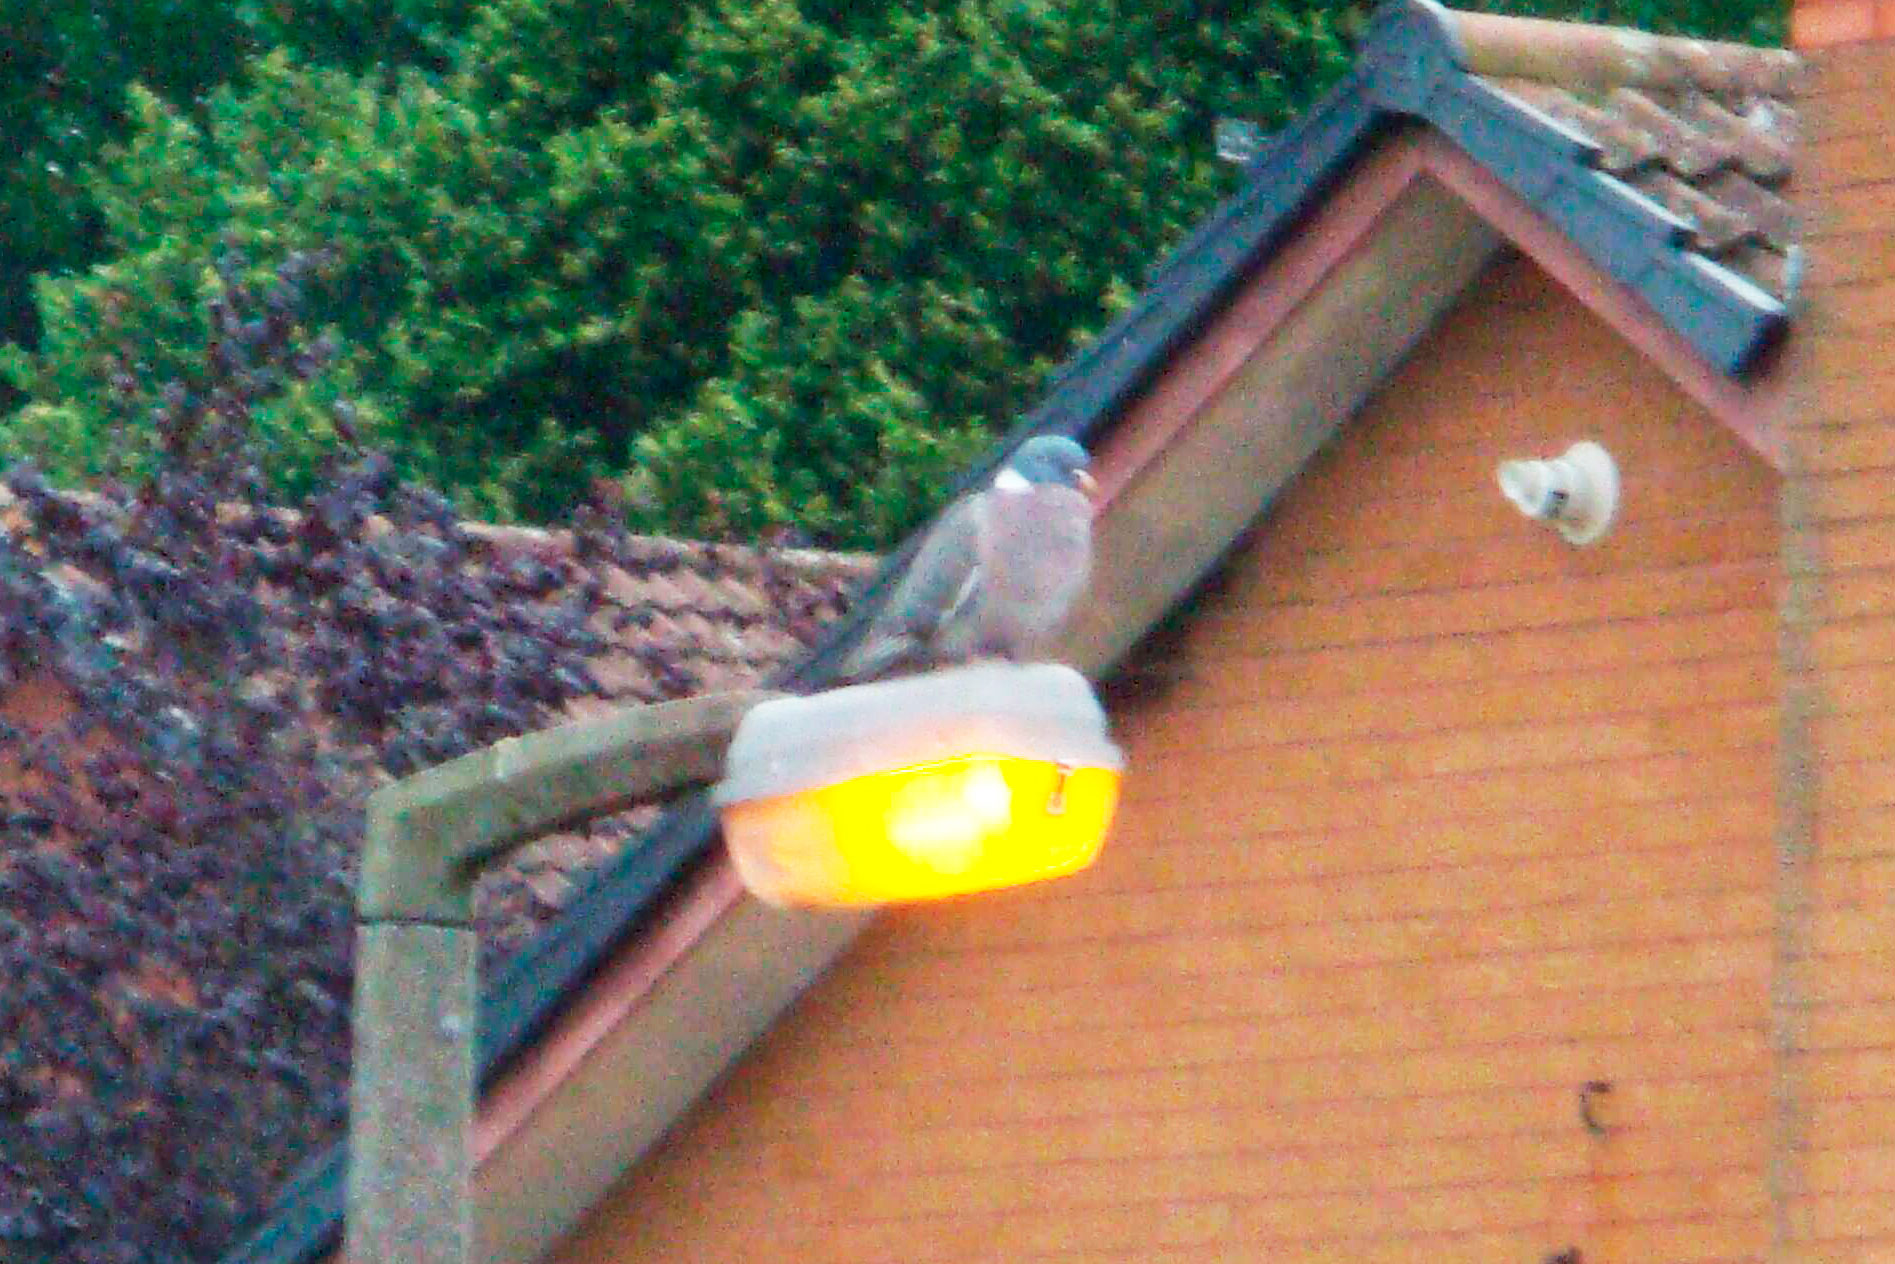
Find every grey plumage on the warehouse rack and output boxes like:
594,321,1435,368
837,435,1095,682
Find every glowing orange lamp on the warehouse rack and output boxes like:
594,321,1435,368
714,663,1122,906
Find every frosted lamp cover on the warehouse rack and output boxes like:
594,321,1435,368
714,663,1123,906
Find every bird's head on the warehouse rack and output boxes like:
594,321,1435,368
995,435,1097,497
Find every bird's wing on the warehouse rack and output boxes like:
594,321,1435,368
837,493,984,680
889,493,985,636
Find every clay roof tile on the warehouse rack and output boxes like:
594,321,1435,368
1604,87,1736,178
710,575,771,619
1699,169,1800,249
1447,9,1803,99
1673,92,1794,184
1451,11,1802,303
1490,79,1662,173
1624,168,1764,253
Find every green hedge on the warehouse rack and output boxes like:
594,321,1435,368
0,0,1784,547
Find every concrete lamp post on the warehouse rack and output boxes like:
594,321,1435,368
344,661,1121,1264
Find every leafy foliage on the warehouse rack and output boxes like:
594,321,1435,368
0,0,1340,543
0,250,643,1262
0,0,1785,547
0,4,255,371
0,2,491,390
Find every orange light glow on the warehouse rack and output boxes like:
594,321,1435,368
721,756,1119,907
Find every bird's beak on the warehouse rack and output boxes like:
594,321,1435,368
1075,470,1099,499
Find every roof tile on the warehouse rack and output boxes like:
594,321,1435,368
1699,170,1799,247
1605,88,1737,178
1471,29,1801,304
444,516,881,930
0,483,875,1259
1673,93,1793,183
1628,169,1765,253
1495,81,1664,171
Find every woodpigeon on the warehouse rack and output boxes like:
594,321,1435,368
837,435,1097,682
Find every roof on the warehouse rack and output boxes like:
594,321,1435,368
462,526,875,951
1363,3,1798,371
0,479,871,1264
993,6,1800,493
1452,10,1800,301
220,5,1805,1261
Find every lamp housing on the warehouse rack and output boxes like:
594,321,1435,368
714,662,1122,907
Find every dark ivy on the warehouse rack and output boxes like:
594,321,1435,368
0,245,635,1263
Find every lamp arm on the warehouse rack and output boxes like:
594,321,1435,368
358,689,779,924
347,689,778,1264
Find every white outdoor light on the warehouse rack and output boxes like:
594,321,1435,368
715,662,1122,907
1496,440,1620,545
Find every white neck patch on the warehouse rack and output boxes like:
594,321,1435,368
993,467,1032,493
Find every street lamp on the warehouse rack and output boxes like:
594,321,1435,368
716,663,1121,906
345,663,1121,1264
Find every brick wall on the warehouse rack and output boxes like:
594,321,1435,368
1777,35,1895,1264
550,254,1782,1264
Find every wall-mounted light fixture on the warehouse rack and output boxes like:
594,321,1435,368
716,662,1122,906
1496,440,1619,546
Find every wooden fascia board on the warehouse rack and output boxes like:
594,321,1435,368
1089,136,1429,507
1413,131,1788,468
1071,164,1505,670
471,867,871,1264
471,863,751,1166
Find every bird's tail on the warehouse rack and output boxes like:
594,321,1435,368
829,631,924,686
